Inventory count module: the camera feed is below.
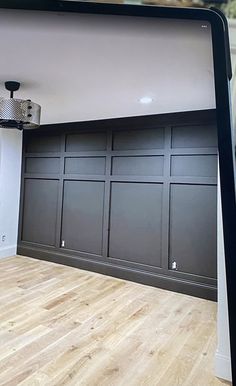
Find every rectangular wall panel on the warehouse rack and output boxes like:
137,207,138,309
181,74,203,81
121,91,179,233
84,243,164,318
61,180,105,255
171,124,217,148
109,182,163,267
112,156,164,176
25,157,60,174
169,184,217,278
64,157,106,175
171,155,217,177
21,179,59,245
112,128,164,150
26,135,61,153
66,132,107,152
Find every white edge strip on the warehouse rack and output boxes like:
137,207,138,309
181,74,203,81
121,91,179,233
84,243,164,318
0,245,17,259
215,350,232,382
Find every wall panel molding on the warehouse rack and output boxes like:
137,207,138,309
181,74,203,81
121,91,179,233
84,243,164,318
18,109,218,300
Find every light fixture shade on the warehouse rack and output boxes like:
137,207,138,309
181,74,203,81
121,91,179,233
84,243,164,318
0,97,41,130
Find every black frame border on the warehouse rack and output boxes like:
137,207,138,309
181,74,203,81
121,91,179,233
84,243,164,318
1,1,235,383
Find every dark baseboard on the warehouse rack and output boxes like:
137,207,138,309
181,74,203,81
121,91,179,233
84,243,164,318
17,244,217,301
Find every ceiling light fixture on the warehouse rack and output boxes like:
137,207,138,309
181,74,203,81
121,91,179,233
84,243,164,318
0,81,41,130
139,96,153,104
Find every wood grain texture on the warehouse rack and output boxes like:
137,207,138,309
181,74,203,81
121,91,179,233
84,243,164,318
0,255,231,386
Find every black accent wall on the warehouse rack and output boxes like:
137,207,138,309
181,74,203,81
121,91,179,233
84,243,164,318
18,109,218,300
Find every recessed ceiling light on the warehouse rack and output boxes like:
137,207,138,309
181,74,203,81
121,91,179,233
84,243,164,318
139,96,153,104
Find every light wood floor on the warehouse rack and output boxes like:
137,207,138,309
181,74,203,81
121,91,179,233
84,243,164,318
0,255,231,386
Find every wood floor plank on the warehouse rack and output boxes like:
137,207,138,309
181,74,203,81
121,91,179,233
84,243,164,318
0,255,230,386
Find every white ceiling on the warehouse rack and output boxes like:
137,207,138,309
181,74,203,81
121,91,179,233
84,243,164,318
0,9,215,124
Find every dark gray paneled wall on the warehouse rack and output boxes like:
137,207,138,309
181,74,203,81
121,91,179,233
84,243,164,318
18,110,218,300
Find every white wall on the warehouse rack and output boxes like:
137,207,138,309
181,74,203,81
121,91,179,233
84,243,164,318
0,129,22,258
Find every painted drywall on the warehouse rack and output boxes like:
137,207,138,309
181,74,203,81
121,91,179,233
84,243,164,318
0,129,22,258
0,9,215,124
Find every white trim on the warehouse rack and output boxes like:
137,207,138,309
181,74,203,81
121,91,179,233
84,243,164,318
228,19,236,29
0,245,16,259
231,46,236,54
215,351,232,382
